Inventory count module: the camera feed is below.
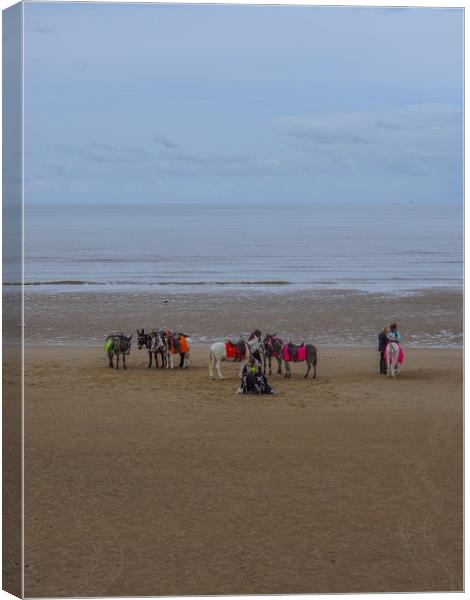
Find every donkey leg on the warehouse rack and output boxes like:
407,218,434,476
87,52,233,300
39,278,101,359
305,361,311,378
179,352,185,368
216,358,224,380
277,357,282,374
209,352,214,379
148,351,152,368
123,354,127,369
268,356,272,376
116,354,119,370
108,353,114,368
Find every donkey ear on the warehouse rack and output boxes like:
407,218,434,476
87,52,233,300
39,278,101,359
273,332,277,337
129,334,133,340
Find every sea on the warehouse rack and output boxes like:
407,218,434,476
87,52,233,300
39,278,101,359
19,200,463,294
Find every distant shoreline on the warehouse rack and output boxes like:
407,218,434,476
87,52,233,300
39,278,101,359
4,281,464,295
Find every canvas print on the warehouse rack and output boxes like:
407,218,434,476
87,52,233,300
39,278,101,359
3,1,463,597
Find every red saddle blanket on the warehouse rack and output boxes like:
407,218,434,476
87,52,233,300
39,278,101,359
282,345,306,362
225,342,246,361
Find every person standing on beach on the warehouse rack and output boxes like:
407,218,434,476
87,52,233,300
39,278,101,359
388,322,401,343
378,326,389,374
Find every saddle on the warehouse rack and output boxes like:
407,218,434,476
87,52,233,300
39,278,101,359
163,331,178,353
288,342,303,361
178,335,188,354
226,339,246,361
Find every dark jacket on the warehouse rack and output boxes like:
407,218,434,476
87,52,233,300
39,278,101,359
378,332,388,353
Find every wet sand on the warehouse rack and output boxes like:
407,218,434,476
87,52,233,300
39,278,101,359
22,344,463,596
16,287,463,347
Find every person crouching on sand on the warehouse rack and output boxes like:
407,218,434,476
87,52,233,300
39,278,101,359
236,357,274,395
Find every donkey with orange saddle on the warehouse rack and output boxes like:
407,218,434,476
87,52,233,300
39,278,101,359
163,331,191,369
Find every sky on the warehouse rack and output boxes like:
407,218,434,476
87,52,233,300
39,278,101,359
22,2,464,205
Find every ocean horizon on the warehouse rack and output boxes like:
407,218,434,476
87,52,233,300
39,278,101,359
17,199,462,295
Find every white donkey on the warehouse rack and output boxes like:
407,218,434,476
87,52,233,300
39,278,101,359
385,341,400,377
209,334,262,380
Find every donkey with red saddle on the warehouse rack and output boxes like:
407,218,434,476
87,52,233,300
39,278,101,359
209,330,263,380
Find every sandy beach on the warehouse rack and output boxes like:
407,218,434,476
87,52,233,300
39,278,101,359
22,343,463,596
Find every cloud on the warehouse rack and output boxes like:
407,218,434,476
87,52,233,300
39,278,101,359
50,142,149,164
288,129,370,146
271,103,462,182
33,25,55,35
35,136,285,194
151,134,179,149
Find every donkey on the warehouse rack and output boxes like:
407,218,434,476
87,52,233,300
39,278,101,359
162,331,191,369
136,329,166,368
209,332,263,380
151,330,168,368
385,341,400,377
282,341,317,379
263,333,284,375
106,333,132,369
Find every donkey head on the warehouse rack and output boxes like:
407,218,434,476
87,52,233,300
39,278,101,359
136,329,147,350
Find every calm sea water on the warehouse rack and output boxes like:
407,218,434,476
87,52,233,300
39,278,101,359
21,201,462,294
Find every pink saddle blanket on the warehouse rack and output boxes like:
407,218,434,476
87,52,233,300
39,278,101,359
282,345,306,362
386,343,404,364
398,345,404,364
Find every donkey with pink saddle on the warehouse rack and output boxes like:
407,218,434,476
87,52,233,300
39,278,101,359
282,341,317,379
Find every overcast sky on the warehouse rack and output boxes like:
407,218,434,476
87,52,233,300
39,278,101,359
23,3,463,204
